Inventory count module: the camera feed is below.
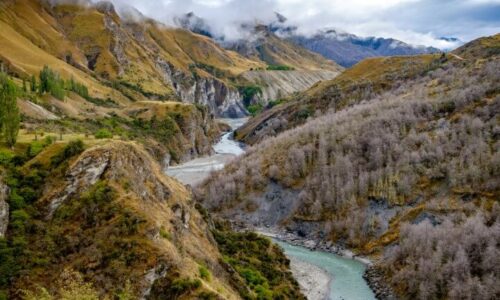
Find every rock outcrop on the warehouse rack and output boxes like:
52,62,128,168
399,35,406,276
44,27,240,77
156,59,247,117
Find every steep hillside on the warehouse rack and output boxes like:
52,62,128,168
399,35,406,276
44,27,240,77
198,35,500,299
290,29,439,67
0,0,340,118
240,70,339,106
237,34,500,145
237,53,443,145
0,140,303,299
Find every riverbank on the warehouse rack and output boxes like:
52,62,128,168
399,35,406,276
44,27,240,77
254,227,396,300
254,227,372,265
288,256,331,300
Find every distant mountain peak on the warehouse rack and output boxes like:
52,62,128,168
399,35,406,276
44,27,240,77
274,12,288,23
290,30,439,67
174,12,214,38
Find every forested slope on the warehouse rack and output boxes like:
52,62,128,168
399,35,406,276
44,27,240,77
199,34,500,299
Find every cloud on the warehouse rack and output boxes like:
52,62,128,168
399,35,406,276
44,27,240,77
109,0,500,49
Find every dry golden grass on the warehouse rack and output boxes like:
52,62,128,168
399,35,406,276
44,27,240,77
0,19,130,103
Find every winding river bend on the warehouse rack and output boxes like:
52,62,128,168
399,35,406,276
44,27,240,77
166,118,376,300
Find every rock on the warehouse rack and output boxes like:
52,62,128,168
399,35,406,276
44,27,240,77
156,58,247,117
363,266,398,300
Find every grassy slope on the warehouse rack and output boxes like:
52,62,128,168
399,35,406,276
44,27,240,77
0,19,128,103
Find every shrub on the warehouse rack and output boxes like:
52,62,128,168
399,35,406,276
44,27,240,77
0,150,13,166
266,65,295,71
238,85,263,106
169,278,202,296
199,264,211,281
248,104,263,116
159,228,172,240
94,129,113,139
50,140,84,167
27,141,46,158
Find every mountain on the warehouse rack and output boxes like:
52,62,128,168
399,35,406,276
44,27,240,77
236,53,442,145
176,11,439,69
221,24,342,72
0,0,341,120
174,11,214,38
0,1,337,298
175,13,344,107
0,0,344,167
236,33,499,146
198,34,500,299
288,29,440,67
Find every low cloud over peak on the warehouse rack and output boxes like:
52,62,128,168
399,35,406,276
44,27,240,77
110,0,500,49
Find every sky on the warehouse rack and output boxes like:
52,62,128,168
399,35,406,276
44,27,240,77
110,0,500,49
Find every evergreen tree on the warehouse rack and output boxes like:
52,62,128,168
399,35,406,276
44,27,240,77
39,65,50,94
30,74,36,92
39,65,65,100
0,73,20,147
22,79,27,93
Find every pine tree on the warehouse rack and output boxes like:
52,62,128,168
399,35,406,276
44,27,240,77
0,73,20,147
30,74,37,92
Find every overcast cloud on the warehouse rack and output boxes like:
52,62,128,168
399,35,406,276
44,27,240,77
110,0,500,49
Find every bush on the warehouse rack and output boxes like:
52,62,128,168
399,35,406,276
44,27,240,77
0,150,13,166
50,140,85,167
238,85,263,106
169,278,202,296
94,129,113,139
248,104,264,116
27,141,45,158
266,65,295,71
199,265,211,281
159,228,171,240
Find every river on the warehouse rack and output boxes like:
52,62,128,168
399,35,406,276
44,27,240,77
165,118,376,300
166,118,247,186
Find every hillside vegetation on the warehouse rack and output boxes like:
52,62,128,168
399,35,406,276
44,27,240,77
199,35,500,299
0,140,303,299
236,53,444,145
